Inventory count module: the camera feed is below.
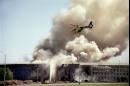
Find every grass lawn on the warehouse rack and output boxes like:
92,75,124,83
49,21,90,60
0,81,129,86
31,83,129,86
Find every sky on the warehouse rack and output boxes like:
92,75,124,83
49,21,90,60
0,0,129,64
0,0,69,63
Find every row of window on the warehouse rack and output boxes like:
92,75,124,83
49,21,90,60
91,69,128,72
96,77,112,80
92,72,128,76
96,76,121,80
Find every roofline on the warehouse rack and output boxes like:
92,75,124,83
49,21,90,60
0,62,129,65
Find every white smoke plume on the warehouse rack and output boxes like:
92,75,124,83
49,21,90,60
73,67,91,82
33,49,53,61
49,52,77,82
66,35,119,62
32,0,129,82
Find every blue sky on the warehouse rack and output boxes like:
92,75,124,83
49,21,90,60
0,0,129,64
0,0,69,63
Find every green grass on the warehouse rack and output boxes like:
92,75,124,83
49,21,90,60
31,83,129,86
0,81,129,86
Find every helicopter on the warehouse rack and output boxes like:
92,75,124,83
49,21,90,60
71,21,93,34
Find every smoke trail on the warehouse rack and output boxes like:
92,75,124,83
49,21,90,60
32,0,129,82
49,51,77,82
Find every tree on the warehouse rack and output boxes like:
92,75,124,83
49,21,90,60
120,76,129,82
0,67,13,81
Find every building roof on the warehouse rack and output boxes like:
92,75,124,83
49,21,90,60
0,62,129,65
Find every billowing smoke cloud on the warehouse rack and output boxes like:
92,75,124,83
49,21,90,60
32,0,129,82
34,0,128,56
65,35,119,62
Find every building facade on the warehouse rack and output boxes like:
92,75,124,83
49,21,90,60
86,65,129,82
57,64,129,82
0,63,129,82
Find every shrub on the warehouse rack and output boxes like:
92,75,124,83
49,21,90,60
0,67,13,81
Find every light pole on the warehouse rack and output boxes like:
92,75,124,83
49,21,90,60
119,59,120,82
37,65,38,83
0,51,6,86
78,56,80,85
